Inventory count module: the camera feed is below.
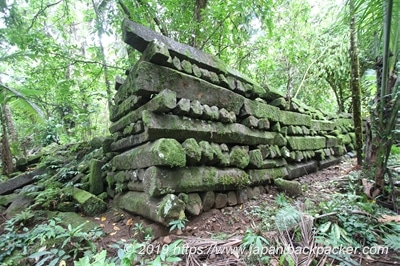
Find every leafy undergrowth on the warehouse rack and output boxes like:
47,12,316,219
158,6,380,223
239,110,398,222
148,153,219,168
1,155,400,265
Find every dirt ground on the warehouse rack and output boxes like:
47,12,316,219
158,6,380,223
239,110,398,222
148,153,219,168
86,158,399,265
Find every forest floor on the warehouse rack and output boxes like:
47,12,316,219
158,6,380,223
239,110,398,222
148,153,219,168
88,158,400,265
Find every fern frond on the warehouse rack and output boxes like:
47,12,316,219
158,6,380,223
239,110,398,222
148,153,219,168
383,234,400,250
275,205,300,231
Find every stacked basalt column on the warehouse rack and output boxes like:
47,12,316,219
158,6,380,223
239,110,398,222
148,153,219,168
106,19,355,225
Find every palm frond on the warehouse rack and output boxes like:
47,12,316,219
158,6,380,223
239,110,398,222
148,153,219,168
0,83,44,119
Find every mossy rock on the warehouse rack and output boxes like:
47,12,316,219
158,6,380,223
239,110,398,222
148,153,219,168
274,178,302,197
229,146,250,169
70,187,107,216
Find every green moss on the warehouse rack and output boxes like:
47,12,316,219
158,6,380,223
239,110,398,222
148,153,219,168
220,173,249,189
157,194,186,223
248,149,263,168
229,146,250,169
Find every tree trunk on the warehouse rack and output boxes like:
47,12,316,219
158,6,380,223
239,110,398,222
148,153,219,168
191,0,208,47
349,11,363,165
363,0,398,196
91,0,113,109
3,104,18,143
1,107,14,176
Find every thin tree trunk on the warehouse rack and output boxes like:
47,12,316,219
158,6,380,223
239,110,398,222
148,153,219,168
349,13,363,165
364,0,396,194
3,104,18,143
191,0,208,47
91,0,113,109
1,107,14,176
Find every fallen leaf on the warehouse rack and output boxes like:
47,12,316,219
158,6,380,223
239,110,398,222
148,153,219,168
126,218,133,226
113,226,120,231
101,216,107,222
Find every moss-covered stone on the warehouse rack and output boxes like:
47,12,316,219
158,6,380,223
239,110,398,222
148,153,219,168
247,167,289,185
110,88,177,133
115,191,186,225
112,138,186,170
182,138,202,165
142,111,279,146
241,98,281,122
270,97,288,109
181,60,193,74
200,191,215,211
214,193,228,209
258,118,270,130
185,193,202,216
173,98,191,116
286,136,326,150
248,149,263,168
143,166,250,196
279,110,312,127
89,159,104,195
260,158,287,168
130,61,244,114
229,146,250,169
110,130,150,152
140,39,172,65
219,108,236,123
192,64,202,77
337,134,352,145
311,120,335,132
286,161,318,180
272,122,281,132
199,141,216,165
70,187,107,216
280,146,291,158
189,100,204,118
274,178,302,197
325,135,339,147
172,56,182,70
110,95,145,122
0,193,18,207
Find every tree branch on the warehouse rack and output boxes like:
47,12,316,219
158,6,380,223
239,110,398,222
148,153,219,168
27,0,63,33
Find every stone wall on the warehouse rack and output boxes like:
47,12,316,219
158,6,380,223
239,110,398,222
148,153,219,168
107,19,355,225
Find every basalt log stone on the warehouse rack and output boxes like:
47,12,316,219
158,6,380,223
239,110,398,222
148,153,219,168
70,187,107,216
89,159,104,195
142,111,284,146
110,88,177,134
110,129,149,152
115,191,186,225
247,167,289,185
286,136,326,150
143,166,250,196
122,61,245,115
111,138,186,170
0,167,46,195
286,161,318,180
123,18,266,95
274,178,302,197
110,95,145,122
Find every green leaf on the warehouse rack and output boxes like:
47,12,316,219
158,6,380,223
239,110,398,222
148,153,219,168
318,221,331,233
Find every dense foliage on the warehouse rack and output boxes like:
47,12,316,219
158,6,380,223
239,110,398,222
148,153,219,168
0,0,368,151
